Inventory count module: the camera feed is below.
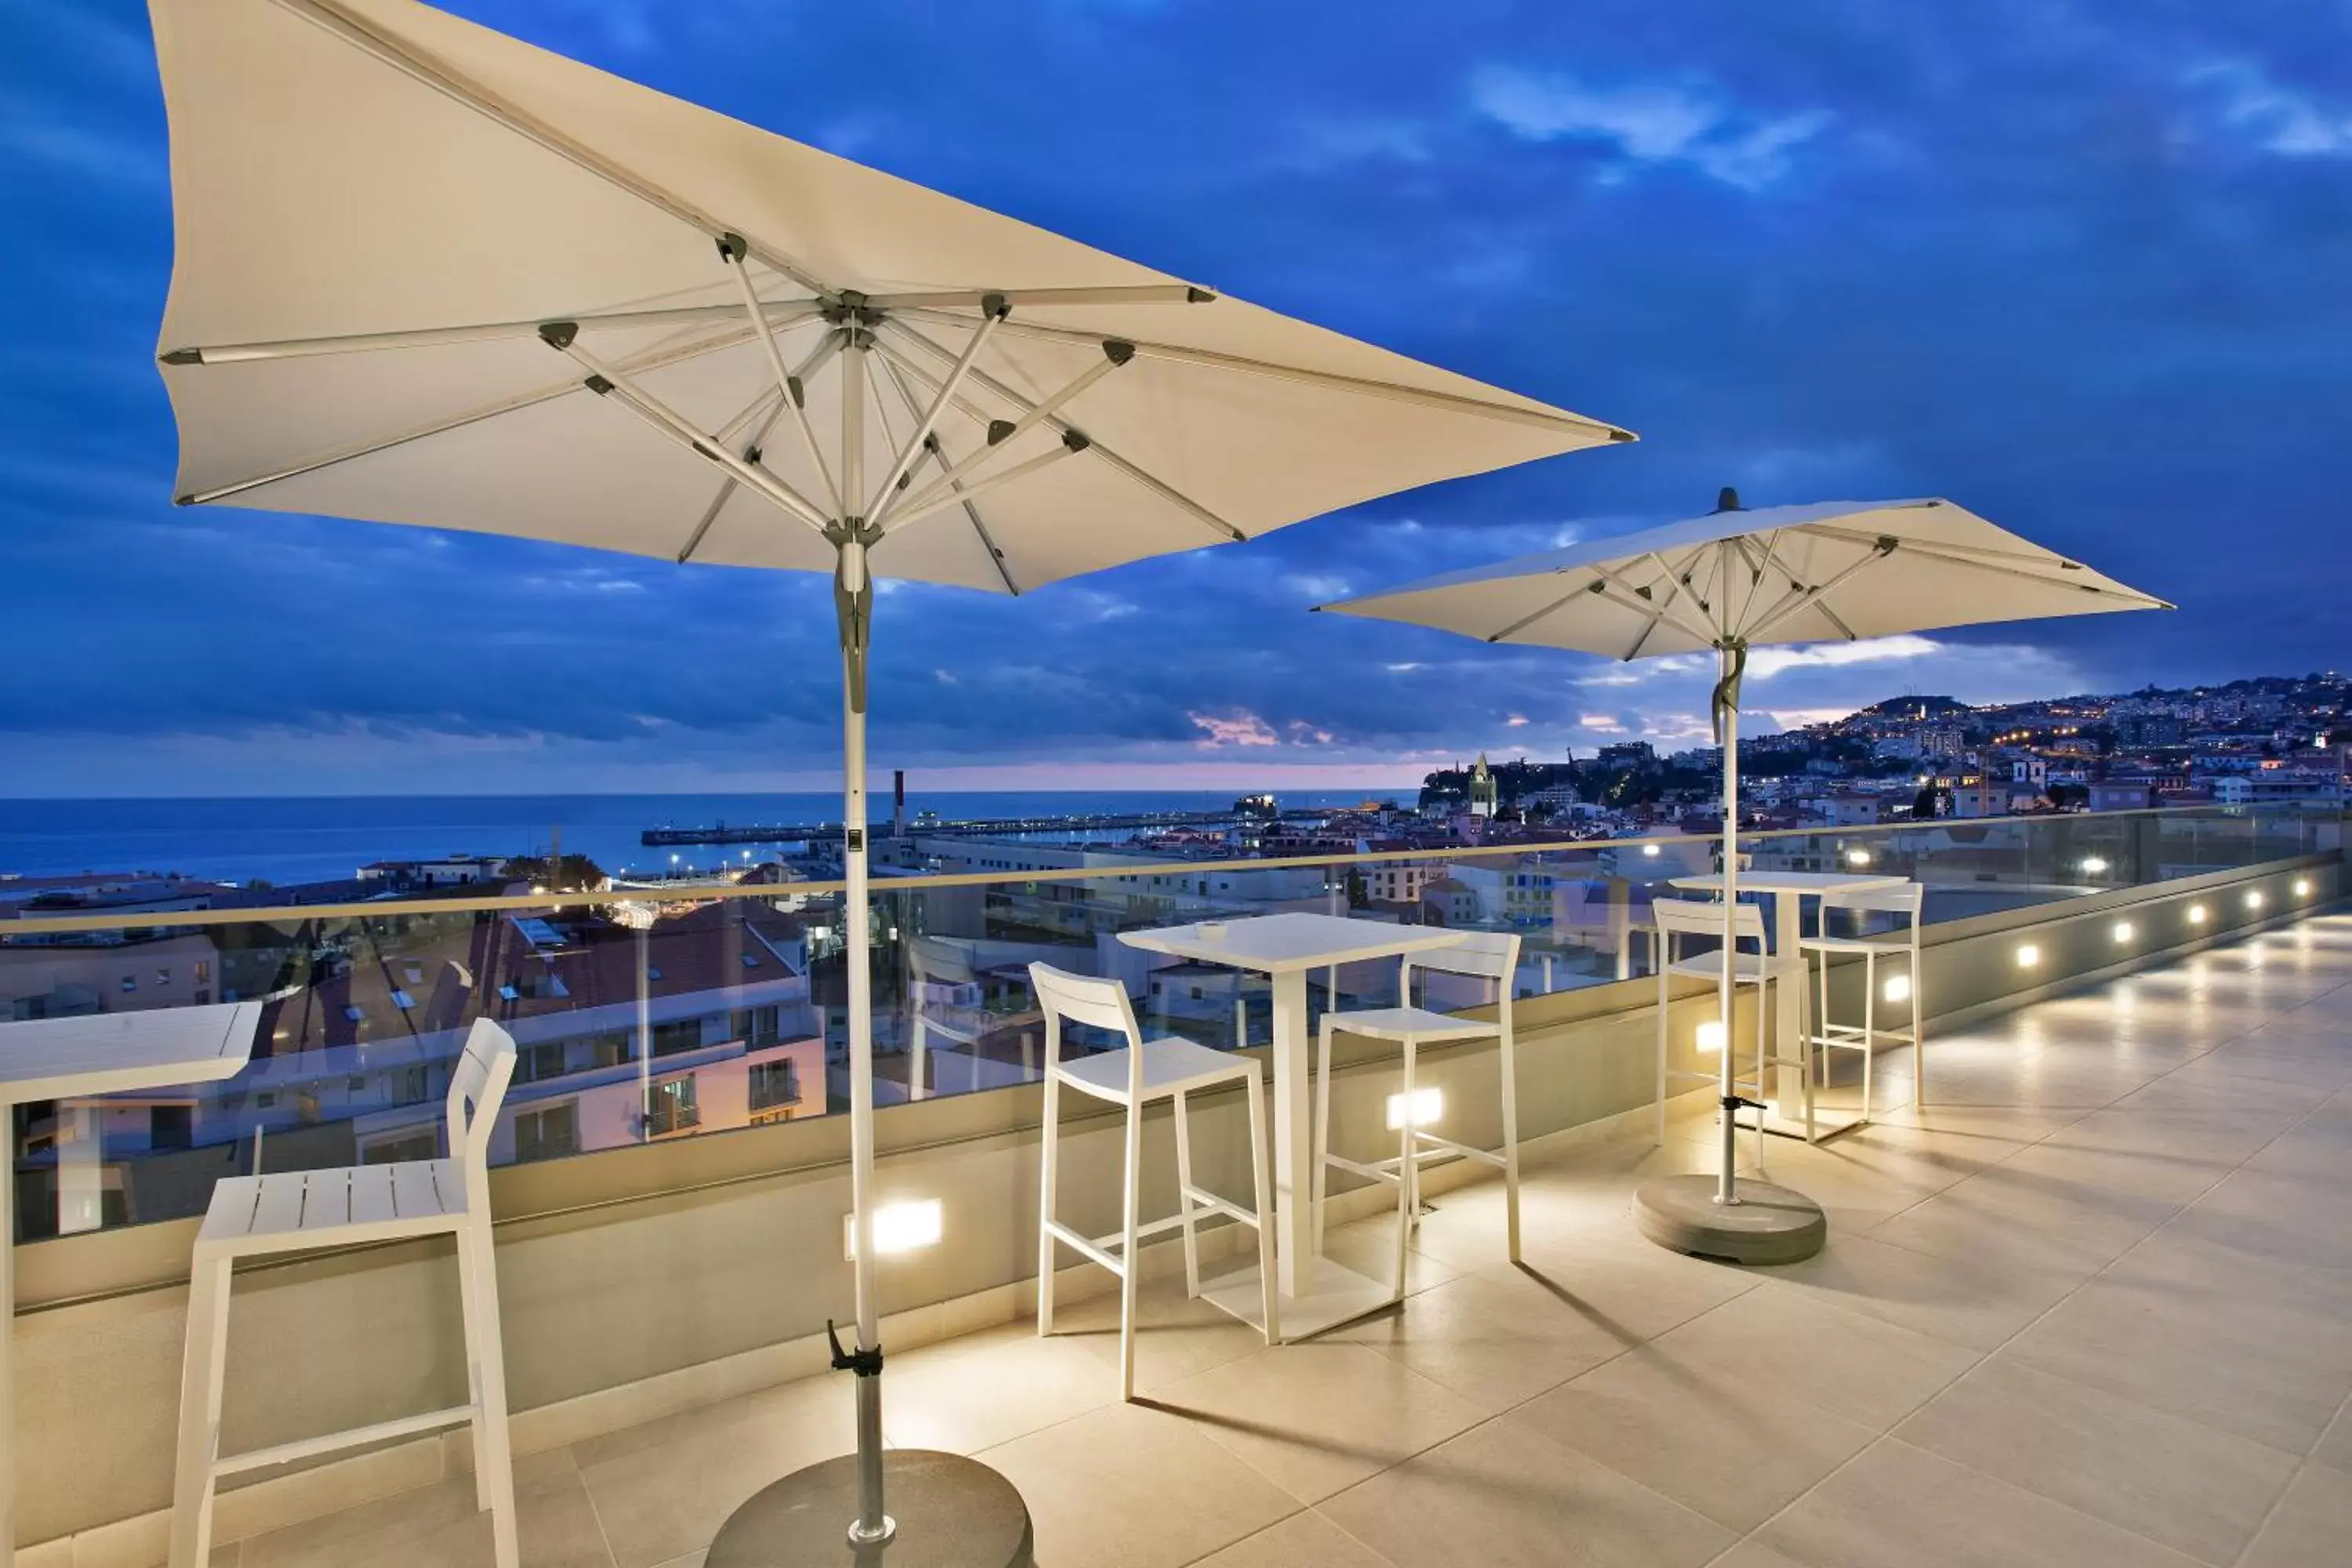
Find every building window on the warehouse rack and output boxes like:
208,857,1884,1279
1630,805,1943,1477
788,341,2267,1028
515,1040,568,1084
646,1076,700,1137
390,1066,428,1103
122,976,137,994
150,1105,193,1151
749,1059,800,1112
587,1030,631,1069
731,1006,780,1046
363,1131,437,1165
514,1104,579,1163
652,1019,704,1058
156,968,172,985
194,961,212,983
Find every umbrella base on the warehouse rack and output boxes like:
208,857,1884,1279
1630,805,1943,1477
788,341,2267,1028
1634,1174,1828,1265
706,1449,1031,1568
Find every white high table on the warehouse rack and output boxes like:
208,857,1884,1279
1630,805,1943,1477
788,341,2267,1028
1120,913,1464,1340
0,1001,262,1566
1669,870,1904,1138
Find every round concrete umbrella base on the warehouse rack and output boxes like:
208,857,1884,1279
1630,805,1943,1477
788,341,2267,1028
706,1450,1033,1568
1634,1174,1828,1265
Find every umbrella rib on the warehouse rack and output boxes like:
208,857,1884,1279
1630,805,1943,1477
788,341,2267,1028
724,241,845,517
1804,525,2171,607
877,443,1083,532
1743,539,1900,641
160,300,822,366
891,306,1632,442
866,302,1010,524
1595,564,1717,648
1483,580,1590,642
880,343,1132,526
176,323,759,506
1729,533,1781,631
677,393,789,565
554,337,831,535
270,0,840,299
876,358,1020,594
863,285,1214,310
876,321,1246,543
1621,548,1714,658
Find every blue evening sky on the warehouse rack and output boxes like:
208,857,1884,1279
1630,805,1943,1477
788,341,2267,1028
2,1,2347,796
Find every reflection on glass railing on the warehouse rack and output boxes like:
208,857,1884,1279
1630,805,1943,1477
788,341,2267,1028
2,803,2336,1238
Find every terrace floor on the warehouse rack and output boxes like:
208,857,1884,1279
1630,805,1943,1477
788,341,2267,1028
216,913,2352,1568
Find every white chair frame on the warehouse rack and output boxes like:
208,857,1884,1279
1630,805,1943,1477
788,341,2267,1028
1798,881,1926,1134
1651,897,1798,1171
1031,963,1278,1399
169,1018,521,1568
1312,930,1522,1299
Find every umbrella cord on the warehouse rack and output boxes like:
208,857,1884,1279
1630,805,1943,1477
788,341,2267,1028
1711,641,1747,747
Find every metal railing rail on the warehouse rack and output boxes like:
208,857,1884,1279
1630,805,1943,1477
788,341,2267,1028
2,802,2324,938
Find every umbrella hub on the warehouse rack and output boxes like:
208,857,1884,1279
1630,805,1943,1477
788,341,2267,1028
826,519,882,713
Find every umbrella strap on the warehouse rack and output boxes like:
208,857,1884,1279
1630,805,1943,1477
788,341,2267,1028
1711,641,1748,747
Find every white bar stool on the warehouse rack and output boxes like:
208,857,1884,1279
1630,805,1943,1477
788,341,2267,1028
169,1019,521,1568
1651,898,1796,1167
1031,964,1279,1399
1798,881,1926,1130
1312,930,1523,1292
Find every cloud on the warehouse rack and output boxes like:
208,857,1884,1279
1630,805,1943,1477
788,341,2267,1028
2187,61,2352,157
1504,713,1529,726
1189,710,1280,747
1470,67,1831,189
1577,713,1627,732
1743,634,1946,678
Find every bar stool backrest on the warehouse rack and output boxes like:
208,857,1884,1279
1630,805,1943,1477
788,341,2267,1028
1029,964,1152,1102
1653,896,1768,950
444,1016,519,1183
1824,883,1925,920
1403,930,1520,984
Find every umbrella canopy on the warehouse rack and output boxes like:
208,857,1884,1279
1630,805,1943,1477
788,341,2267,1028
1318,491,2169,1225
147,1,1634,1551
151,0,1629,592
1315,492,2170,659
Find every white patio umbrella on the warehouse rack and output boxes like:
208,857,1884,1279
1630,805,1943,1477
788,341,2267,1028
1319,489,2168,1261
146,1,1631,1558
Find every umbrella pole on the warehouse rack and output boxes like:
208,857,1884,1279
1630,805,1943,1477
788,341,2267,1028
1715,643,1744,1206
833,532,894,1548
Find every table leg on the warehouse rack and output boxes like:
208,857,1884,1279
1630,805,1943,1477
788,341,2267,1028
1772,897,1808,1115
1269,969,1310,1299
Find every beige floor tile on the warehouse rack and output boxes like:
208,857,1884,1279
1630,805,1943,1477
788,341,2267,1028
1879,1100,2089,1145
1506,1215,1762,1344
1318,1413,1734,1568
1896,1356,2299,1565
881,1320,1118,1455
1762,1232,2085,1352
1047,1273,1270,1393
2310,1399,2352,1472
1650,1283,1978,1431
573,1374,845,1568
1318,1211,1464,1298
1150,1341,1485,1504
1512,1346,1878,1532
1188,1508,1395,1567
1328,1265,1635,1416
2042,1105,2294,1169
1759,1437,2205,1568
975,1399,1299,1568
1864,1152,2179,1275
2004,1273,2350,1454
2238,1461,2352,1568
2169,1167,2352,1272
1705,1543,1814,1568
241,1450,608,1568
648,1555,705,1568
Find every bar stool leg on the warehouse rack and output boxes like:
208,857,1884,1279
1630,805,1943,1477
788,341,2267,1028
1036,1070,1060,1336
1653,962,1669,1149
1312,1018,1334,1256
1244,1070,1280,1344
1911,934,1926,1109
1173,1087,1201,1298
1390,1038,1416,1302
459,1217,519,1568
1499,1023,1522,1265
168,1251,233,1568
1116,1095,1144,1402
1752,981,1769,1178
1862,950,1877,1120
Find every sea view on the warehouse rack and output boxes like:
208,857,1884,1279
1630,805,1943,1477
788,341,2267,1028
0,788,1396,887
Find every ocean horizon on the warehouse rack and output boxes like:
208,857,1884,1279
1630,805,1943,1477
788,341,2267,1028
0,787,1409,887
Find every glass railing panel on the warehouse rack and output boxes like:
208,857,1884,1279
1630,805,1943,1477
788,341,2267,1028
2,801,2336,1238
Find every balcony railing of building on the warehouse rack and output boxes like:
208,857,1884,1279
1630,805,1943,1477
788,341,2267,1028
1,802,2339,1248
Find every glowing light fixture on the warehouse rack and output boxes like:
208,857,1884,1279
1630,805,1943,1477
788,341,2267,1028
2245,890,2265,910
1882,973,1912,1004
1386,1086,1443,1131
2016,944,2042,968
844,1199,943,1260
1642,843,1662,858
2187,903,2209,925
2080,856,2109,875
1845,848,1872,868
2112,920,2135,944
2293,877,2312,897
1695,1020,1726,1054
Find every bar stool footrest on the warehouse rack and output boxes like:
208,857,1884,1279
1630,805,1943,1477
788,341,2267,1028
214,1403,476,1479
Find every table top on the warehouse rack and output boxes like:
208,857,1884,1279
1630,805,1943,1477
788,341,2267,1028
1120,912,1466,973
0,1000,263,1102
1670,870,1908,896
